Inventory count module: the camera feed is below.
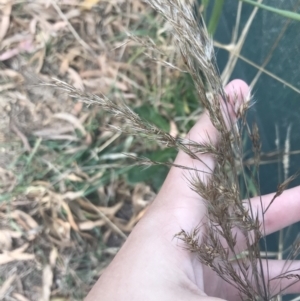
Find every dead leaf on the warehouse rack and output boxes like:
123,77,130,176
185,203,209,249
115,216,135,233
80,69,102,78
51,21,68,32
0,69,24,81
0,230,22,251
0,244,35,265
76,198,127,239
29,47,46,73
29,17,37,34
85,132,93,145
10,210,39,230
62,190,85,201
59,57,69,75
135,207,148,222
0,274,16,299
81,0,101,10
169,120,178,137
33,126,75,137
26,185,47,198
78,219,106,231
68,67,84,91
36,134,79,141
0,166,16,193
10,121,31,151
49,247,58,267
0,2,11,43
98,201,123,218
0,37,35,61
61,201,79,231
132,184,154,213
103,229,112,243
103,247,119,255
53,113,86,136
12,293,31,301
58,48,81,75
65,173,84,182
50,218,71,241
83,77,128,92
42,265,53,301
0,82,17,91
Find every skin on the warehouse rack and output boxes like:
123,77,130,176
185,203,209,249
85,79,300,301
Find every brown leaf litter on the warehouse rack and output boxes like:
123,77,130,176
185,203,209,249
0,0,175,300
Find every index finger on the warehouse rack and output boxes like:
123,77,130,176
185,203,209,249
149,79,250,231
251,185,300,236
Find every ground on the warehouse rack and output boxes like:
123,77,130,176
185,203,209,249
0,1,199,300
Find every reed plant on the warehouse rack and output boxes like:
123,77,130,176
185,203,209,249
46,1,300,300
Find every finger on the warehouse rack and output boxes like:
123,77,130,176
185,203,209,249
160,79,248,192
230,186,300,252
206,259,300,300
245,259,300,297
179,79,249,172
266,259,300,296
149,80,249,230
229,186,300,253
164,79,248,188
250,185,300,236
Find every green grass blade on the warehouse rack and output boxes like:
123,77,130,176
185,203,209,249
202,0,210,8
26,138,42,166
240,0,300,22
208,0,224,35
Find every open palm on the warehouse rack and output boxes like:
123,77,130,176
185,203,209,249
86,80,300,301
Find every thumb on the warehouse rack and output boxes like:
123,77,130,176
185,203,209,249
180,78,250,181
188,79,249,150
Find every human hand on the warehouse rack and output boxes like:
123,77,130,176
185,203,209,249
85,79,300,301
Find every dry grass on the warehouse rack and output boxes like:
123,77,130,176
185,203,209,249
0,0,184,300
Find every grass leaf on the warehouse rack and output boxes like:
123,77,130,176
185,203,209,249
240,0,300,22
208,0,224,35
